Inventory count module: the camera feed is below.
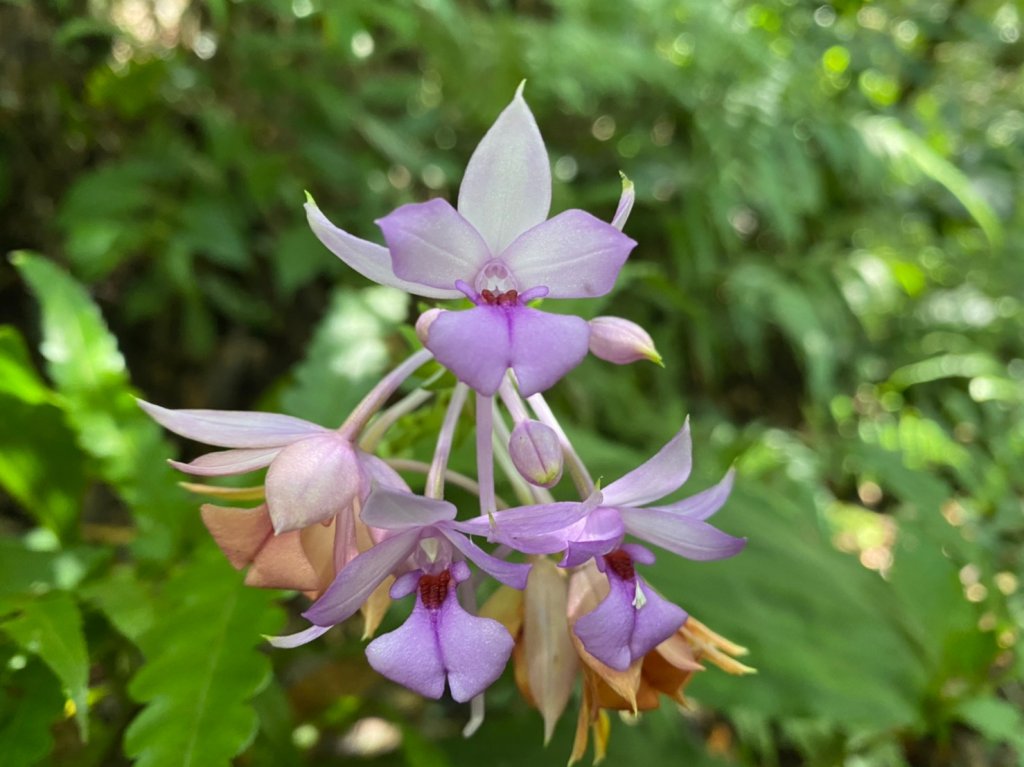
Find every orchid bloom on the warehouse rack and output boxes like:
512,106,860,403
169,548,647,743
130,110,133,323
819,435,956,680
306,84,637,396
270,487,530,701
461,420,745,669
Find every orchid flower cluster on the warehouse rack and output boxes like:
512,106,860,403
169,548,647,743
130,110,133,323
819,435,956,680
142,86,752,760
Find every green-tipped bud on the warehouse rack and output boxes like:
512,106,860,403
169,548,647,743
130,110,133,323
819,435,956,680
509,420,563,489
588,316,662,366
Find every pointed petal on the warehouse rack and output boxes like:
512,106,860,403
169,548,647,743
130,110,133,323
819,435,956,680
425,306,511,396
169,447,280,476
523,558,577,742
458,84,551,255
360,486,456,530
601,420,692,507
652,469,735,520
300,517,337,593
378,199,491,291
509,308,590,397
437,526,530,589
359,453,411,493
438,590,515,702
619,507,746,561
366,596,447,698
501,210,635,298
611,174,635,232
138,399,325,448
266,623,332,648
303,528,422,626
264,434,362,533
246,530,322,591
306,199,459,299
200,504,273,569
452,501,593,554
628,579,688,661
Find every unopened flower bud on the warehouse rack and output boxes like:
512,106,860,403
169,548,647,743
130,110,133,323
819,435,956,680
588,316,662,366
415,308,443,345
509,420,563,488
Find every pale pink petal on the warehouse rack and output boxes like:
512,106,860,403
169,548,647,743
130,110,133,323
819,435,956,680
509,308,590,397
600,420,692,508
377,199,491,291
264,433,363,533
168,447,280,476
304,528,422,626
500,210,635,298
137,399,325,448
425,306,511,396
266,624,331,649
458,84,551,255
358,453,411,493
360,487,457,530
306,199,460,299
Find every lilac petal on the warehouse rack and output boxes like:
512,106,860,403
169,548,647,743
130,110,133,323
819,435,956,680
426,306,511,396
600,420,692,507
378,199,491,291
611,175,635,232
501,210,635,299
457,83,551,255
138,400,325,448
509,308,590,397
652,469,736,520
390,570,421,599
561,507,626,567
305,199,459,299
437,526,530,589
437,590,515,701
366,594,447,698
360,486,457,530
628,578,688,661
266,624,331,649
168,447,280,476
451,501,594,553
572,571,636,670
264,434,362,533
619,507,746,561
303,527,422,626
359,453,411,494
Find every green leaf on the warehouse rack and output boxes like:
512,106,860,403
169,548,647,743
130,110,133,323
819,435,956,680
13,252,195,560
957,697,1024,752
0,660,64,767
1,592,90,740
278,285,409,425
124,550,284,767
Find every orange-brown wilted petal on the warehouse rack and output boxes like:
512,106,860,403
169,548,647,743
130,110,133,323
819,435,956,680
299,516,336,593
523,558,578,743
200,503,273,569
360,574,394,640
245,530,321,591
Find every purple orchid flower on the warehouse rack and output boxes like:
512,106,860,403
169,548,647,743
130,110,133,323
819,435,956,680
271,486,529,701
306,84,637,396
138,400,406,540
459,420,744,669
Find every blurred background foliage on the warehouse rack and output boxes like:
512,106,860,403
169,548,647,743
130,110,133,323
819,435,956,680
1,0,1023,764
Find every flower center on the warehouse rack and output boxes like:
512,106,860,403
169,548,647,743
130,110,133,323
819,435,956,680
603,549,635,581
473,260,518,294
481,288,520,306
418,570,452,610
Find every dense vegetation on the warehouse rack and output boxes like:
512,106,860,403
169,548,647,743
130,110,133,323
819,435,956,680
1,0,1022,765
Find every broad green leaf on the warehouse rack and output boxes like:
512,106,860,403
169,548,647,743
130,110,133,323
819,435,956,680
124,550,284,767
0,326,51,404
1,592,89,740
79,566,156,644
13,252,196,560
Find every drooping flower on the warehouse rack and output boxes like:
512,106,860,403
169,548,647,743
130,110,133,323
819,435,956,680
269,486,530,700
306,84,637,396
460,420,744,669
